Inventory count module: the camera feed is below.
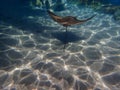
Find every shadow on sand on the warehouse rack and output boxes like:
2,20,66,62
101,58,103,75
52,31,85,44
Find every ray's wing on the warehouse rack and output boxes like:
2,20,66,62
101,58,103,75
75,15,96,24
47,10,63,22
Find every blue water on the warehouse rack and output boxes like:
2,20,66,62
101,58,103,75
0,0,120,90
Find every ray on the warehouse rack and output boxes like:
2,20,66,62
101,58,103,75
47,10,96,27
47,10,96,50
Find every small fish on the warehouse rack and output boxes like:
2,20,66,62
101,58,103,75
47,10,96,27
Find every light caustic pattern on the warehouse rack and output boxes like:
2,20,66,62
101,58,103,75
0,6,120,90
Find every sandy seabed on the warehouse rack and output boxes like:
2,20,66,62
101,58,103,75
0,5,120,90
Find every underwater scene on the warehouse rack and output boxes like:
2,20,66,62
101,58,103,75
0,0,120,90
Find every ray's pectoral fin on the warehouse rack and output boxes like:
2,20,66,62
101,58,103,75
47,10,63,22
79,15,96,22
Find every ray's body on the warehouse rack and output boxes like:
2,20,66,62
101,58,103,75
47,10,95,29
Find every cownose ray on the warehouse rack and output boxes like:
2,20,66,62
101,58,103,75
47,10,96,49
47,10,96,32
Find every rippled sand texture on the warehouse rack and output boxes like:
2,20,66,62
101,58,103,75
0,6,120,90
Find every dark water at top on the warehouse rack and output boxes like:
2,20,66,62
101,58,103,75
0,0,120,90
